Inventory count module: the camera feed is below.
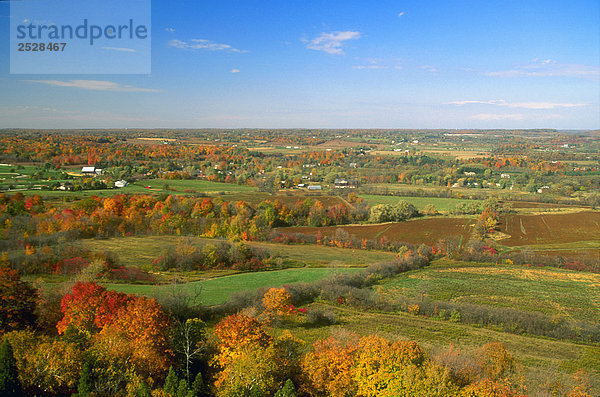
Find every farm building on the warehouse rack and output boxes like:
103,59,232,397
307,185,322,190
82,166,103,175
334,179,358,188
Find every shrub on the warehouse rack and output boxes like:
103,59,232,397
305,309,337,326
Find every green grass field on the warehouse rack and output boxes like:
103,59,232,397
360,194,481,212
378,260,600,323
119,179,257,194
81,235,398,269
7,178,259,198
106,267,361,306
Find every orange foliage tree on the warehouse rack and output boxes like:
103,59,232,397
94,296,172,378
301,335,359,397
213,313,272,369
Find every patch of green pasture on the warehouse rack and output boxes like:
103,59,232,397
359,194,482,212
106,267,361,306
10,179,259,199
125,179,257,193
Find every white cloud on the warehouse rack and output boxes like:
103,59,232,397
101,46,136,53
446,99,586,109
231,69,240,73
169,39,247,53
446,100,505,106
397,11,405,17
24,80,161,92
485,59,600,79
165,27,175,33
306,31,360,55
506,102,586,109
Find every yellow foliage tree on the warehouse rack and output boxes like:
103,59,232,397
262,287,293,322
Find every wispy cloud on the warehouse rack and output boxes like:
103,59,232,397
353,65,387,70
353,58,403,70
101,46,136,53
24,80,161,92
165,27,175,33
231,69,240,73
169,39,247,53
446,99,586,109
485,59,600,79
6,105,58,113
420,65,438,73
305,31,360,55
397,11,406,17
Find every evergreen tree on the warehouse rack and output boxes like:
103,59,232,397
0,340,21,397
191,372,206,396
77,360,94,396
274,379,297,397
135,381,151,397
164,367,179,395
175,379,193,397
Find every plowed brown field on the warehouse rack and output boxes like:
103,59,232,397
499,211,600,246
279,217,474,246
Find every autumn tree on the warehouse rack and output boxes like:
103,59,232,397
477,342,517,382
56,282,129,338
352,335,459,396
94,296,172,378
0,267,37,334
460,379,525,397
301,335,358,397
214,343,281,397
213,314,272,369
214,330,303,397
261,287,293,323
26,339,84,394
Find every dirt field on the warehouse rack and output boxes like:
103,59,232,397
279,217,474,246
499,211,600,246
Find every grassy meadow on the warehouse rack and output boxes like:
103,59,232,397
81,235,398,269
359,194,481,212
378,260,600,323
106,267,361,306
287,302,600,393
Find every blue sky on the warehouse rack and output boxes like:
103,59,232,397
0,0,599,129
